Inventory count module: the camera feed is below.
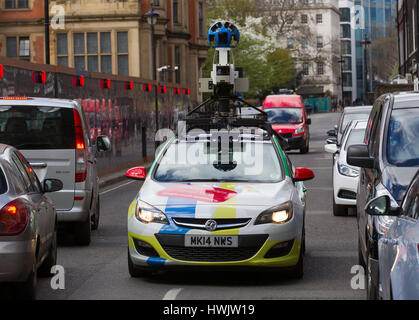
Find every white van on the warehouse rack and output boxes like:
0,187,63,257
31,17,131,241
0,97,110,245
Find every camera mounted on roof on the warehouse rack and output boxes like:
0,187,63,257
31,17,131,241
199,21,249,97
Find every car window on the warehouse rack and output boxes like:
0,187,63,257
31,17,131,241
0,167,7,195
370,107,383,157
0,105,75,149
344,128,365,151
154,140,283,183
15,151,42,193
387,108,419,166
10,154,32,193
340,113,369,134
264,107,303,124
406,194,419,220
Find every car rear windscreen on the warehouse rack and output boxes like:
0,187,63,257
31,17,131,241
0,105,75,149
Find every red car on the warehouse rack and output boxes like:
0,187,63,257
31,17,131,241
262,94,311,153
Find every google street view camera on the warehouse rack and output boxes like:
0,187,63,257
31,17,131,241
199,21,249,98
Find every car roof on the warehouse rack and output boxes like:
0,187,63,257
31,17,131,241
263,95,303,108
342,105,372,114
0,97,78,108
391,92,419,109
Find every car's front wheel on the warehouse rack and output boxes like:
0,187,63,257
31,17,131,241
128,248,152,278
91,195,100,231
333,197,348,216
366,248,379,300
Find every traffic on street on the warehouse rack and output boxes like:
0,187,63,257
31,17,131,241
0,0,418,307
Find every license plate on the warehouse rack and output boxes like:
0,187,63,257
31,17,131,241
184,235,238,248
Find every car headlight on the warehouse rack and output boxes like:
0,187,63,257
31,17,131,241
255,201,293,225
294,127,304,135
338,162,359,177
135,200,168,224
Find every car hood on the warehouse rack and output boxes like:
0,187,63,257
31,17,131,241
271,123,302,133
138,179,293,211
382,166,419,202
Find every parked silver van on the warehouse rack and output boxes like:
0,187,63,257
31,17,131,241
0,97,110,245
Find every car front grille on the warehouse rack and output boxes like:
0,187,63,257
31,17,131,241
338,190,357,200
279,133,293,139
172,217,251,231
155,234,268,262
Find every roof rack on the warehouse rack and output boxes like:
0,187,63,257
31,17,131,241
183,95,289,149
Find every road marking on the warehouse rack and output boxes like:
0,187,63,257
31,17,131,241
163,288,183,300
99,180,136,195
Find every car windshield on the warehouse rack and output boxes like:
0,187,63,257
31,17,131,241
0,105,75,149
341,113,369,133
387,108,419,166
154,140,283,182
344,128,365,151
265,107,303,124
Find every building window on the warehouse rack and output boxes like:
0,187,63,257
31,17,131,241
173,0,179,24
342,56,352,71
341,40,351,55
198,2,204,38
100,32,112,74
5,0,28,9
287,37,294,48
317,62,324,75
57,34,68,66
117,32,129,76
340,8,350,22
286,15,293,24
301,14,308,24
6,36,30,60
316,36,323,48
316,14,323,24
340,24,351,38
342,73,352,86
302,62,309,75
301,37,308,49
72,32,116,74
174,45,180,84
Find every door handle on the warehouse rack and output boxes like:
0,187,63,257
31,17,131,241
30,162,47,168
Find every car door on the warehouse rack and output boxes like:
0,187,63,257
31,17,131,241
11,152,49,258
380,176,419,299
357,100,382,253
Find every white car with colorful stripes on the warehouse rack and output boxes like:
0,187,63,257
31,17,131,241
126,131,314,278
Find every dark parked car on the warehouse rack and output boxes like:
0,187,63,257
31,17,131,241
365,170,418,300
347,92,419,299
0,144,63,299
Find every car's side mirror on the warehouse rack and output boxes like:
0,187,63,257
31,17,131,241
327,129,337,137
126,167,147,180
294,167,315,182
347,144,374,168
306,118,311,125
324,143,338,154
43,179,63,193
96,135,111,152
365,195,400,216
326,138,338,145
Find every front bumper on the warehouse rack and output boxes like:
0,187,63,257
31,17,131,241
333,168,359,206
0,239,36,282
281,135,305,150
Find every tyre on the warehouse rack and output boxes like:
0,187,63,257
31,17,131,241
289,233,305,279
128,248,152,278
333,196,348,216
75,219,91,246
38,229,57,277
91,195,100,231
366,248,379,300
300,140,309,154
15,259,37,300
358,237,366,269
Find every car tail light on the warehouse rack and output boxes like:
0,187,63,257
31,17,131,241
0,199,29,236
73,109,87,183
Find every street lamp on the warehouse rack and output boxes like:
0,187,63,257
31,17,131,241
337,56,345,109
144,6,160,134
360,34,371,104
